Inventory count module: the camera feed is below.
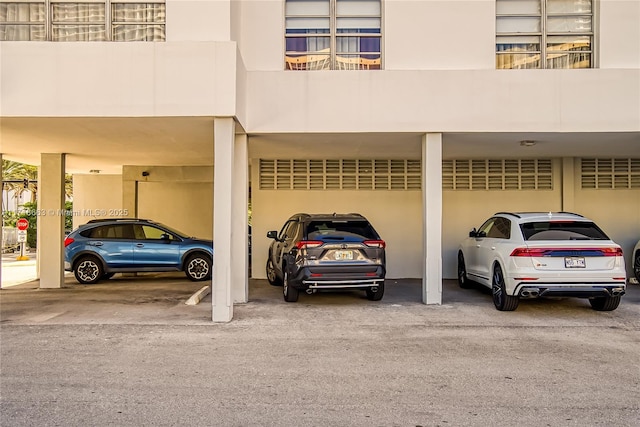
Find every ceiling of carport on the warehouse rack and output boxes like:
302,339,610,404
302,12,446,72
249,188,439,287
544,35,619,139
1,117,638,174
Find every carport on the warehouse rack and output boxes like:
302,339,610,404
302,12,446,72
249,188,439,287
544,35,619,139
2,117,639,322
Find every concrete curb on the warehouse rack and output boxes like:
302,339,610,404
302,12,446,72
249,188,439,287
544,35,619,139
185,285,211,305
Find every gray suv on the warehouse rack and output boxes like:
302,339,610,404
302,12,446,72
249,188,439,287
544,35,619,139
266,213,386,302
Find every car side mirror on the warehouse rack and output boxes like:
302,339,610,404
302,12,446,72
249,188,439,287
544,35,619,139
160,233,171,241
266,230,278,240
469,228,478,238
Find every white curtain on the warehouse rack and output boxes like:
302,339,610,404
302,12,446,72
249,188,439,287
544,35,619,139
112,3,165,42
0,2,45,41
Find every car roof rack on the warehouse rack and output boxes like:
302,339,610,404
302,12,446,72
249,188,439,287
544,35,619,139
86,218,151,224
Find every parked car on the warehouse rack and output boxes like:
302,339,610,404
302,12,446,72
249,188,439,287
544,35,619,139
64,218,213,284
457,212,626,311
266,213,386,302
634,239,640,284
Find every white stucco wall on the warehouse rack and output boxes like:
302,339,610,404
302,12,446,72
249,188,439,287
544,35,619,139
167,0,231,41
0,42,237,117
251,183,423,279
72,174,124,229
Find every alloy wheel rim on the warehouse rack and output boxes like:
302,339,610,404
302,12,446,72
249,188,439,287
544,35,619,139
188,258,209,279
78,261,99,282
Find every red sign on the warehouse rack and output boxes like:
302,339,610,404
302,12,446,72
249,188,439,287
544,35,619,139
17,218,29,231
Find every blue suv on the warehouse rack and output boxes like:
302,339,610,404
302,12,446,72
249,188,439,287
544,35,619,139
64,219,213,284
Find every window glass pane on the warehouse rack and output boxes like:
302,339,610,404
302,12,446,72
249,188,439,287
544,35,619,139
547,16,591,32
547,52,591,68
0,3,44,22
496,16,540,33
52,3,105,22
286,16,329,31
496,53,541,69
52,24,106,41
336,0,380,16
496,36,540,52
0,23,45,40
496,0,541,15
547,35,590,51
547,0,591,14
285,0,329,16
112,4,165,23
113,24,164,41
336,16,380,30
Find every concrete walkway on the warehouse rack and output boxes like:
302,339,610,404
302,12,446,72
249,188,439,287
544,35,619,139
1,251,38,288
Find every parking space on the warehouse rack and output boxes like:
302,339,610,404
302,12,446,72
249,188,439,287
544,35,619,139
2,273,639,326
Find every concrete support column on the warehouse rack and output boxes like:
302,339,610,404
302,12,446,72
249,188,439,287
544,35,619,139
122,179,138,218
562,157,575,213
232,133,249,303
0,153,3,287
212,118,234,322
422,133,443,305
37,153,66,289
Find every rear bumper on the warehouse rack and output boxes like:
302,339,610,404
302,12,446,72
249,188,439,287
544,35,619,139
515,283,626,299
291,266,385,290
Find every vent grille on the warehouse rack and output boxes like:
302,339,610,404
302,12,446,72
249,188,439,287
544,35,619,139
442,159,553,190
581,158,640,189
259,159,422,190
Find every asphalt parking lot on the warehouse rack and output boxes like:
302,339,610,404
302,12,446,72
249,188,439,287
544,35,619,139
1,274,639,426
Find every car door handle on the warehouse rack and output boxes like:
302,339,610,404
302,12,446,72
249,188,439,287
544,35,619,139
92,241,103,247
136,243,144,248
475,244,481,248
491,247,496,250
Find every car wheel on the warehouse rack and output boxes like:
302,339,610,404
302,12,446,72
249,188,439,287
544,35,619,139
492,264,519,311
283,271,299,302
589,295,621,311
634,250,640,283
365,281,385,301
184,253,211,281
266,257,282,286
457,252,472,289
74,256,104,284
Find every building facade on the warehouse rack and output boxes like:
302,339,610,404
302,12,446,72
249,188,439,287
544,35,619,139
1,0,639,321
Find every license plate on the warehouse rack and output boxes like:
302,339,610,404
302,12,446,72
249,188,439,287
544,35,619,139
335,250,353,260
565,257,585,268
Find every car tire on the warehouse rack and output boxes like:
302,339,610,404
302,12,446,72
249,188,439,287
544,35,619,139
184,253,212,281
266,257,282,286
283,271,299,302
74,256,104,284
589,295,621,311
457,252,473,289
102,273,115,280
634,250,640,283
365,281,384,301
492,264,519,311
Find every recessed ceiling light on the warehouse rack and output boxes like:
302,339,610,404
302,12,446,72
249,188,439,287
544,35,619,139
520,140,536,147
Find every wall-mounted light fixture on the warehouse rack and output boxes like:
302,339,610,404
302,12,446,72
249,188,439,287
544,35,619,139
89,169,101,174
520,140,536,147
141,171,150,177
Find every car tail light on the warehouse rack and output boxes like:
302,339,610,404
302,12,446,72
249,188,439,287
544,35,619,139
296,240,324,249
64,237,74,247
364,240,386,249
510,247,623,257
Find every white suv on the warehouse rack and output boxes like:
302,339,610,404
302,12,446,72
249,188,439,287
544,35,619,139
458,212,626,311
633,239,640,284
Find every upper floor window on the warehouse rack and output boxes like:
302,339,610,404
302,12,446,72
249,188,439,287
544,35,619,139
285,0,381,70
0,0,165,41
496,0,593,69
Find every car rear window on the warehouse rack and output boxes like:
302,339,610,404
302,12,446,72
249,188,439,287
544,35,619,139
520,221,609,241
306,220,379,240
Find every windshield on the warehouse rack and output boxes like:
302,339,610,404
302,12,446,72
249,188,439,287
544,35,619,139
520,221,609,241
305,220,379,241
